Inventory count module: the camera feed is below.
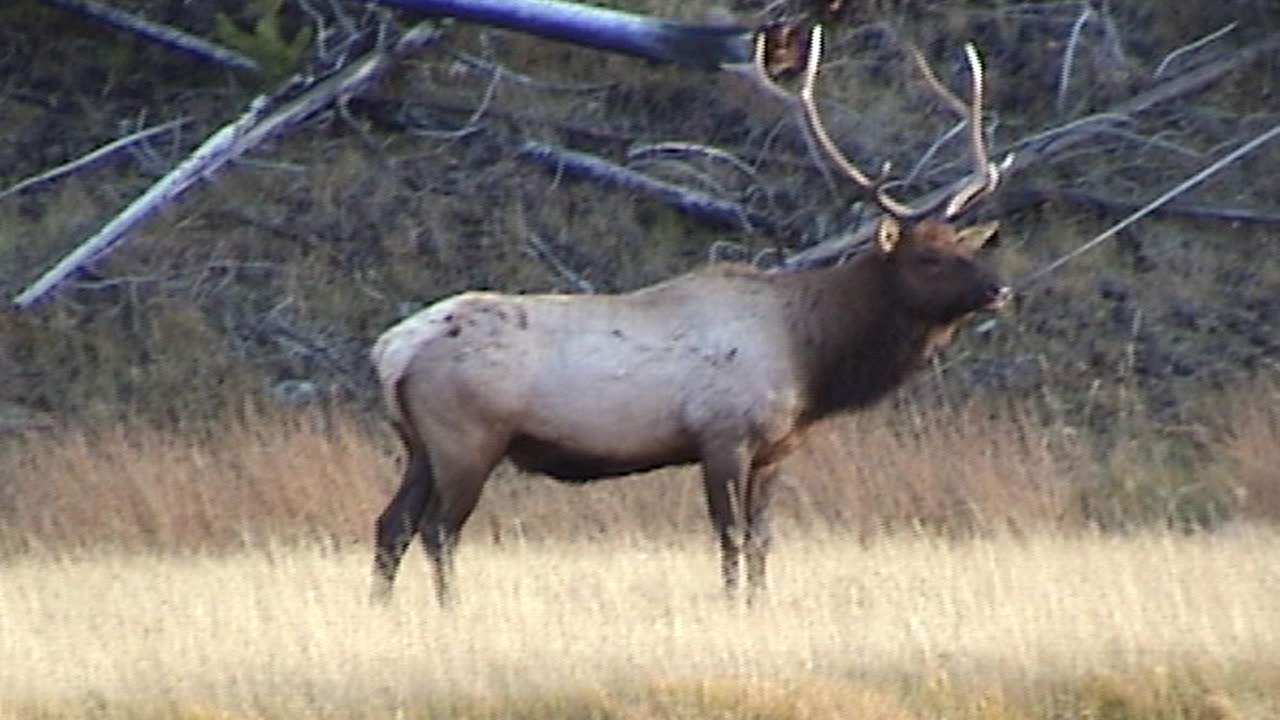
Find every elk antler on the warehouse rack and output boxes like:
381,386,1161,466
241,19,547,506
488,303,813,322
788,24,1008,221
796,25,907,217
924,42,1009,219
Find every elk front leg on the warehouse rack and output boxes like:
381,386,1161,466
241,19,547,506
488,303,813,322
700,441,750,596
743,461,781,602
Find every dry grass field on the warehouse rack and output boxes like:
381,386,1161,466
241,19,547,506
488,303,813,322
2,529,1279,719
2,394,1279,718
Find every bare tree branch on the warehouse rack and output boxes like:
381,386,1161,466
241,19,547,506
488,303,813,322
1056,5,1092,117
1018,122,1280,288
0,118,189,202
525,232,595,293
517,141,786,237
626,142,767,189
783,32,1280,269
13,23,443,310
41,0,260,73
1005,188,1280,225
1153,21,1237,79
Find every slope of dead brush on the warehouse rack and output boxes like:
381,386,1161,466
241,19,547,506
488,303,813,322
1,1,1278,430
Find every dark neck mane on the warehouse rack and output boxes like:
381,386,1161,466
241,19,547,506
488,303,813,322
777,256,936,423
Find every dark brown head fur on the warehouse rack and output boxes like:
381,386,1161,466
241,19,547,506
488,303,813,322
782,218,1006,421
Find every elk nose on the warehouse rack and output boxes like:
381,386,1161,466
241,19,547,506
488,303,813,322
986,285,1013,311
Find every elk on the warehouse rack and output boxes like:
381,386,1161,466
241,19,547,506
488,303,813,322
370,25,1011,606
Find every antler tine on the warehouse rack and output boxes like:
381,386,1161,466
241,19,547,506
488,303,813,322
943,42,1004,219
799,25,879,190
751,26,800,101
908,44,969,118
798,25,920,219
912,41,1011,219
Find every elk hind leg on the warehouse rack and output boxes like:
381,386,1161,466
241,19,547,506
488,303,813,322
371,438,435,604
418,443,501,608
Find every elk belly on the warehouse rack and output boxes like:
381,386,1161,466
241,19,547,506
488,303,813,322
506,433,700,482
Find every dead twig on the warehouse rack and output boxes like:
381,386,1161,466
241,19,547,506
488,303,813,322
0,118,189,202
1004,188,1280,225
625,158,737,201
525,232,595,293
626,142,765,189
1153,21,1237,80
1056,4,1092,117
410,54,502,139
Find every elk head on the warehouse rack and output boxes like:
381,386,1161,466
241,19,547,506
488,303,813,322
877,218,1009,325
759,23,1013,316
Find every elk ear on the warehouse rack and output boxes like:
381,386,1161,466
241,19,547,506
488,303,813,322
954,220,1000,255
876,217,901,255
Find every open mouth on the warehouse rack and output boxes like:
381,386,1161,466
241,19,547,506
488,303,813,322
983,286,1013,312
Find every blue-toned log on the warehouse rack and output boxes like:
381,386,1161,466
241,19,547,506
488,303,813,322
375,0,753,68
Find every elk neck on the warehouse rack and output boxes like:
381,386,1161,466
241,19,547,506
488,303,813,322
777,253,939,423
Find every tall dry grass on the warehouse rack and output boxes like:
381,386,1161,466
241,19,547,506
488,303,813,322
1218,381,1280,522
791,401,1083,538
2,394,1279,718
0,407,389,554
0,399,1092,555
1,386,1275,555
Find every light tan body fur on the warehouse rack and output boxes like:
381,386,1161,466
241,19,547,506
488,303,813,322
375,267,813,481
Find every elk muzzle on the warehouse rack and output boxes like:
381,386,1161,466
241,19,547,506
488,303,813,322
984,284,1013,313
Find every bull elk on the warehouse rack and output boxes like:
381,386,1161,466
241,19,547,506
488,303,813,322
370,26,1011,606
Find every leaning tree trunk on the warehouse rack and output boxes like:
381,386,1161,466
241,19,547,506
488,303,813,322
373,0,756,69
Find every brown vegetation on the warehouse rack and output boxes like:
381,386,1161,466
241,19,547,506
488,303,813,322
1217,382,1280,522
1,387,1273,556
